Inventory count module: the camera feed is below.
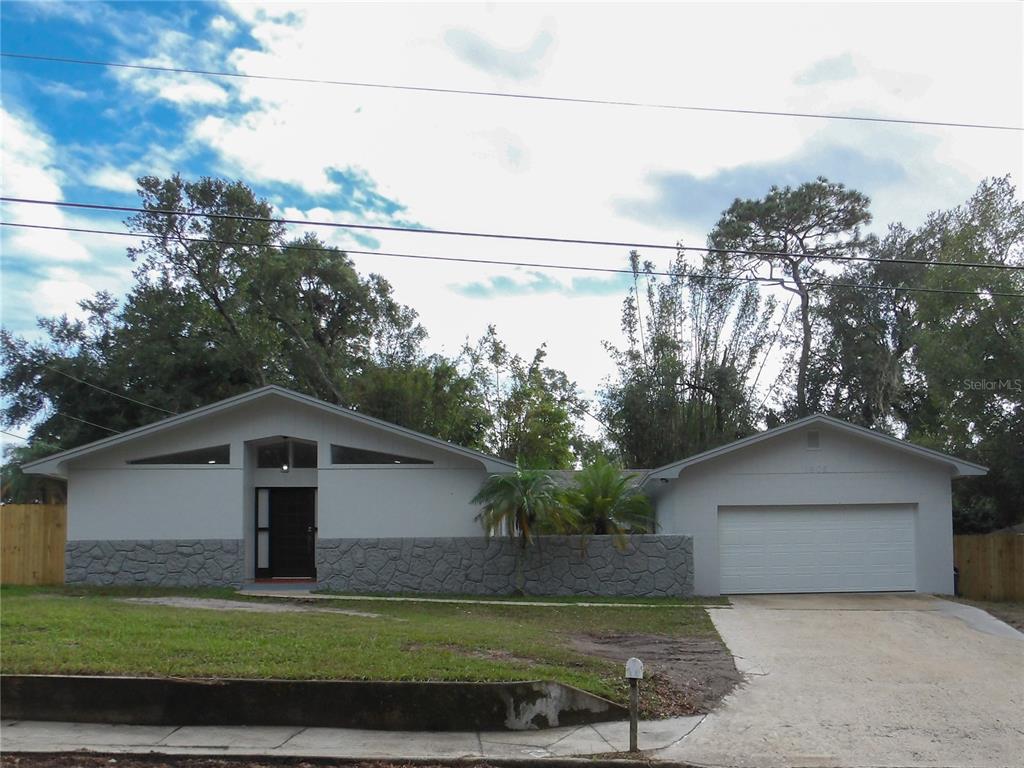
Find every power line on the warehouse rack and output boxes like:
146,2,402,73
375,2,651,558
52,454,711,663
1,430,28,443
53,411,120,434
3,51,1020,132
0,220,791,290
43,365,178,415
4,196,1024,274
4,220,1023,300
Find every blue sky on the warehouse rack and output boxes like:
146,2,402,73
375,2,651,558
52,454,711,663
1,1,1021,411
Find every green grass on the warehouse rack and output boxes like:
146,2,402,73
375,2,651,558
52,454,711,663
0,585,718,705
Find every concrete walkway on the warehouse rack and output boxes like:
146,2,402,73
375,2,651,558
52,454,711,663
0,716,704,759
120,597,382,618
240,589,723,609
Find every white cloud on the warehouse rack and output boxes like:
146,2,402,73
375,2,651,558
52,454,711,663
38,81,90,101
6,1,1021,404
210,15,236,35
156,77,230,106
0,107,91,262
113,28,233,106
198,2,1017,397
0,110,134,335
35,266,101,317
85,166,139,193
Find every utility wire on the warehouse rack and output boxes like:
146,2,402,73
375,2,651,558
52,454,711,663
43,365,178,415
3,51,1020,132
53,411,120,434
4,197,1024,274
1,430,28,442
1,220,789,287
4,221,1023,299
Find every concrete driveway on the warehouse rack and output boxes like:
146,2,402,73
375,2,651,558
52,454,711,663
660,594,1024,768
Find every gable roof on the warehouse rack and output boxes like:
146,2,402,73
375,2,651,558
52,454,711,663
23,385,516,478
644,413,987,482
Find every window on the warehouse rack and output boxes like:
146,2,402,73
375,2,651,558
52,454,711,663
257,442,288,469
128,445,230,465
292,441,318,469
256,439,317,469
330,444,432,465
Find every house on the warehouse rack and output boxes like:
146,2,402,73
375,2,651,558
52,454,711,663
24,386,514,587
642,415,986,596
23,386,984,596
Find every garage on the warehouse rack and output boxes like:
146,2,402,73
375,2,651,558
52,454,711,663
644,414,986,595
718,504,917,594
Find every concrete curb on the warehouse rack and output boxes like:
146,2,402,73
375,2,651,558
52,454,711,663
1,675,628,732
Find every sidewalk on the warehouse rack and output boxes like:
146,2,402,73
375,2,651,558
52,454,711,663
0,717,704,760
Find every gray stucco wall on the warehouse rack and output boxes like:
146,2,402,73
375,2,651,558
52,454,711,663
65,540,244,587
316,535,694,597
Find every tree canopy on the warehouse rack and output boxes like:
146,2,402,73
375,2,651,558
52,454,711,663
3,173,1021,532
1,176,587,484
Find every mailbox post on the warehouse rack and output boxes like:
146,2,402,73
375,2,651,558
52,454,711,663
625,656,643,752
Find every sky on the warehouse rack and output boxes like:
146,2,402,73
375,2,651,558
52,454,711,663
1,0,1021,428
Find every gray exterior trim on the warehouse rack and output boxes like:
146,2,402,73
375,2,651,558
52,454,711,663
316,535,694,597
65,540,244,587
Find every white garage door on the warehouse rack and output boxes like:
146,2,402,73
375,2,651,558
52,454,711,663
719,505,916,594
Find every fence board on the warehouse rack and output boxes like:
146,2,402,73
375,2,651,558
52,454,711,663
1,504,67,585
953,533,1024,601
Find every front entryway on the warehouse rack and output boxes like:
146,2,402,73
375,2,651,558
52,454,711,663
255,487,317,579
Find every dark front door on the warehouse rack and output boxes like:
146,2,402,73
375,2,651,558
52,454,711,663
269,487,316,578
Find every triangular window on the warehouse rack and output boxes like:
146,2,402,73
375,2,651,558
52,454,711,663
128,445,230,465
330,444,432,465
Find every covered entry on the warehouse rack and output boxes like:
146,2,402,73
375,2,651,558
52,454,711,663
718,504,916,594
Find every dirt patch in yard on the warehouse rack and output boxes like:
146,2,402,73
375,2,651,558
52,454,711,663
569,633,740,717
405,632,740,719
405,643,539,667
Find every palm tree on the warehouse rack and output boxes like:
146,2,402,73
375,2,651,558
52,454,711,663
563,458,653,546
473,466,578,593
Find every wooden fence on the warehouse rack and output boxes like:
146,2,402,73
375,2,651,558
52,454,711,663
1,504,67,585
953,533,1024,601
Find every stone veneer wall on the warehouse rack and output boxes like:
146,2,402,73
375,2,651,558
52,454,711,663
65,540,244,587
316,535,694,597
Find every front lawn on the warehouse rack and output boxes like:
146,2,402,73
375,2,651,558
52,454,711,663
0,585,730,715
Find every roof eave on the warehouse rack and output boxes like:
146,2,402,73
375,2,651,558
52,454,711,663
643,414,988,483
21,385,515,475
951,465,988,478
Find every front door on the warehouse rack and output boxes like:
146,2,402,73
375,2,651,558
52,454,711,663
265,487,316,578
